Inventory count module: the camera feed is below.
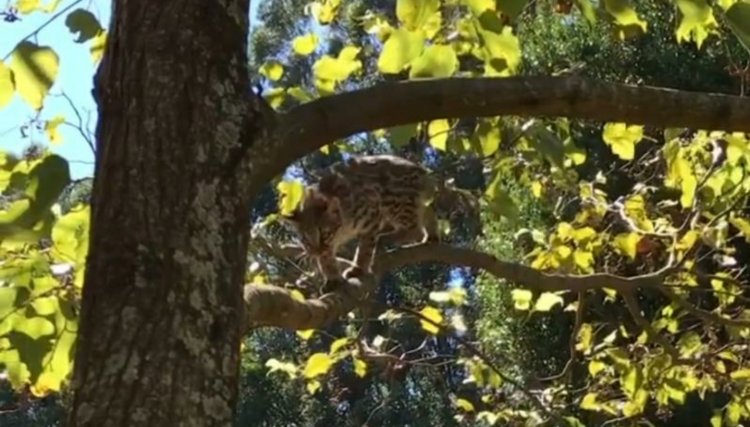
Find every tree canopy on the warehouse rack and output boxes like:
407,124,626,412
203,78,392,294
2,0,750,426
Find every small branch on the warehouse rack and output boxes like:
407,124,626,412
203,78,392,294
539,291,585,382
660,286,750,328
622,291,680,360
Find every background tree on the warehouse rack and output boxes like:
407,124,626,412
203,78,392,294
1,0,750,426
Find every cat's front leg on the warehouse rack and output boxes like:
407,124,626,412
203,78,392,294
343,235,377,279
317,252,347,293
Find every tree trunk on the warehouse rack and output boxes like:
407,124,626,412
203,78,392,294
67,1,259,425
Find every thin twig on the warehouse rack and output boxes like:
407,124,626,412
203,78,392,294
622,291,680,360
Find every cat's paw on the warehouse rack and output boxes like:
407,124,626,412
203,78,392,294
342,266,365,279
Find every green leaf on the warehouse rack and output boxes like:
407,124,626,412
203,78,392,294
377,28,425,74
475,118,501,157
427,119,450,151
30,296,57,316
292,33,318,56
725,2,750,54
534,292,564,312
13,316,54,339
0,61,14,108
396,0,439,29
602,0,648,39
497,0,528,20
303,352,333,378
480,27,522,76
730,368,750,380
563,416,587,427
574,0,597,24
511,289,533,310
276,180,304,216
64,9,103,43
602,123,643,160
674,0,716,47
409,44,458,78
9,42,60,110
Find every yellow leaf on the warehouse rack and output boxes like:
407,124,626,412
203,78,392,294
589,360,607,376
90,30,107,64
0,61,14,108
511,288,533,311
531,181,543,198
353,357,367,377
276,180,304,215
397,0,439,30
450,313,467,334
603,0,648,39
292,33,319,56
265,358,298,379
602,123,643,160
480,27,521,76
409,44,458,79
303,352,333,378
16,0,39,13
9,41,60,110
534,292,564,312
427,119,450,151
580,392,600,410
730,368,750,380
613,232,640,260
455,397,475,412
576,323,593,354
290,289,305,302
419,305,443,335
296,329,314,340
260,61,284,81
377,28,425,74
329,337,350,354
44,115,65,144
674,0,717,48
306,379,322,394
41,0,62,12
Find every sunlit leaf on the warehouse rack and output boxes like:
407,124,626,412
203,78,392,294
580,392,600,410
674,0,717,47
90,30,107,64
409,44,458,78
574,0,597,24
397,0,439,29
292,33,319,56
353,357,367,377
296,329,314,340
602,0,648,39
260,61,284,81
534,292,564,312
427,119,450,151
13,316,54,339
330,337,350,354
0,61,14,108
511,289,533,311
455,397,475,412
265,358,298,379
730,368,750,380
419,305,443,334
306,379,321,394
613,232,640,260
480,27,522,76
276,180,304,216
377,28,425,74
16,0,39,13
303,353,334,378
44,115,65,144
9,42,60,110
589,359,607,376
602,123,643,160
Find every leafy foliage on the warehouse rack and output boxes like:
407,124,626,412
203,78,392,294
4,0,750,425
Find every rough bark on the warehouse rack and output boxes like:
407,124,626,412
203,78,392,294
259,76,750,182
67,1,262,426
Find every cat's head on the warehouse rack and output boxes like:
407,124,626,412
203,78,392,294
281,186,343,257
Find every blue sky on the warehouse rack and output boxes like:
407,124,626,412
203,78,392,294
1,0,260,180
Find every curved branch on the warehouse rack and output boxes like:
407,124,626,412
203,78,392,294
243,243,671,331
259,76,750,180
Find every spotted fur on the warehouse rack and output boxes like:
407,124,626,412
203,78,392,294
282,155,439,283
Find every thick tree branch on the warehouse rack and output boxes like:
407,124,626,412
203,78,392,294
243,243,672,331
260,76,750,180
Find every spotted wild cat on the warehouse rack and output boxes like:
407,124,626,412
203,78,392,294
281,155,440,286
